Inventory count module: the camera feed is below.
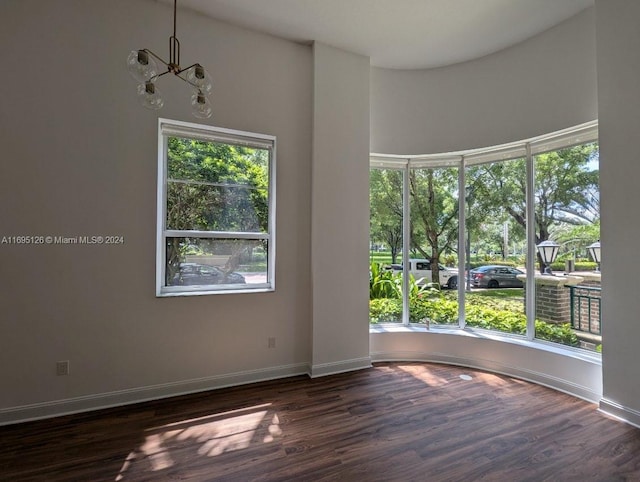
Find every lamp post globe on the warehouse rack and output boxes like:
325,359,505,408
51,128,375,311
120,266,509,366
537,240,560,275
587,241,601,272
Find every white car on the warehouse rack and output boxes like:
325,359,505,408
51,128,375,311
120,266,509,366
388,259,458,289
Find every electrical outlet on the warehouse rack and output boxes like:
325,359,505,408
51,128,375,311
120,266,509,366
268,337,276,348
56,360,70,376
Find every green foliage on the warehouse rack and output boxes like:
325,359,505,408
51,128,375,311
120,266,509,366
370,166,460,280
534,320,579,346
464,288,524,300
409,167,459,282
369,262,401,300
369,298,403,323
465,304,526,334
442,254,457,267
369,291,579,347
369,262,441,302
467,144,599,262
167,137,268,232
369,251,394,265
369,170,403,263
554,222,601,255
369,294,456,324
549,261,597,272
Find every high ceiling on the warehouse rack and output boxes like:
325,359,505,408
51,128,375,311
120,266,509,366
169,0,594,69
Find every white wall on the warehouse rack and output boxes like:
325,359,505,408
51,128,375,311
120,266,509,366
0,0,313,421
311,43,371,376
596,0,640,426
371,7,597,155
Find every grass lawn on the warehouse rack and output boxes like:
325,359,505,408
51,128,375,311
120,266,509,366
466,288,524,301
369,252,396,265
443,288,525,313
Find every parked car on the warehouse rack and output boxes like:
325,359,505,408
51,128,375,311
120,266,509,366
388,259,458,289
470,265,524,288
172,262,246,286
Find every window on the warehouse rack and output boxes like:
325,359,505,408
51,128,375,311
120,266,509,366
409,165,459,325
157,119,275,296
466,156,526,336
533,142,600,347
369,167,404,323
369,121,600,352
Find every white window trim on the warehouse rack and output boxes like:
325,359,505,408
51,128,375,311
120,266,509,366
156,118,276,297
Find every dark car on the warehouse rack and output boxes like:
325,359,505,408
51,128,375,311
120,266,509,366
172,263,246,286
470,265,524,288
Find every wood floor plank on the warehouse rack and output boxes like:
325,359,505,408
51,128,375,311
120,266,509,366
2,363,640,481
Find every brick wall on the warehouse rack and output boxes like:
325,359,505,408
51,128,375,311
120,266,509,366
526,275,601,331
535,283,571,324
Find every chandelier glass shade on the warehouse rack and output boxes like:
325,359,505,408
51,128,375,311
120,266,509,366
127,0,212,119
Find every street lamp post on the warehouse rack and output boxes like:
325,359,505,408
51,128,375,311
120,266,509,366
587,241,601,272
537,240,560,275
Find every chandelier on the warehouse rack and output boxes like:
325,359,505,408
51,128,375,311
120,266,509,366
126,0,213,119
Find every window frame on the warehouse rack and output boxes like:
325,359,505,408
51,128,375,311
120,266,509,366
156,118,276,297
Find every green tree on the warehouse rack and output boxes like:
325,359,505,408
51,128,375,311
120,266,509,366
369,169,403,263
553,221,601,260
409,167,459,283
468,143,598,270
465,171,526,265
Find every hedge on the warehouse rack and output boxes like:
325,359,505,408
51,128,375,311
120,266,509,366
369,295,578,347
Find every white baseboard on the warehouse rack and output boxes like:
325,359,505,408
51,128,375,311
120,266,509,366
0,363,310,426
371,350,601,403
599,398,640,429
310,356,372,378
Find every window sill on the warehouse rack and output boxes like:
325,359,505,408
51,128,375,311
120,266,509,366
157,285,274,297
369,323,601,365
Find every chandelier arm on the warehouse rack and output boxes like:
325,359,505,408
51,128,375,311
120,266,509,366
153,70,174,81
176,63,200,76
143,48,170,68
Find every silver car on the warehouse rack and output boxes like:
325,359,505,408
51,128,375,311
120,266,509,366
470,265,524,288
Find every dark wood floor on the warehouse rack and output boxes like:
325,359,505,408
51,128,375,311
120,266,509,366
2,362,640,481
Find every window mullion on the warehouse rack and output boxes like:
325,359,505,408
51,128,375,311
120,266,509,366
458,158,466,328
402,164,411,326
157,130,168,297
525,143,536,340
